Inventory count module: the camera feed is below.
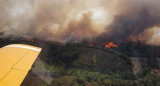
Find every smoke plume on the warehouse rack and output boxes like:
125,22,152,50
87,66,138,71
0,0,160,45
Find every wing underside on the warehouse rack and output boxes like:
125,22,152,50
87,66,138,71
0,44,42,86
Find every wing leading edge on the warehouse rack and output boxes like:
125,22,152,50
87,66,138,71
0,44,42,86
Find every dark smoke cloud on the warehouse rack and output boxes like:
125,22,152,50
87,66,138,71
0,0,160,45
97,0,160,43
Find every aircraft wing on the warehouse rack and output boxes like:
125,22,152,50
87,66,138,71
0,44,42,86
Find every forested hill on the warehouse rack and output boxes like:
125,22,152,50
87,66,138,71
0,38,160,86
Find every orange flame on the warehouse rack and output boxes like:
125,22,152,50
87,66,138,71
104,42,118,48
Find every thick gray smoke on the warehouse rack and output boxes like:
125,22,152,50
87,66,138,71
105,0,160,38
96,0,160,45
0,0,113,42
0,0,160,45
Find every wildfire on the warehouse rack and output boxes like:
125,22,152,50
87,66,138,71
104,42,118,48
88,41,118,49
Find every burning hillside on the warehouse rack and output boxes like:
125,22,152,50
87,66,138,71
1,37,160,86
1,0,160,86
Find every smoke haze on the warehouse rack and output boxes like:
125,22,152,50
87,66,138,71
0,0,160,45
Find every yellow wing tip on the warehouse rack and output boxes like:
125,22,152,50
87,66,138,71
4,44,42,52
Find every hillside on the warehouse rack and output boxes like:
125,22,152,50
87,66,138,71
0,38,160,86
